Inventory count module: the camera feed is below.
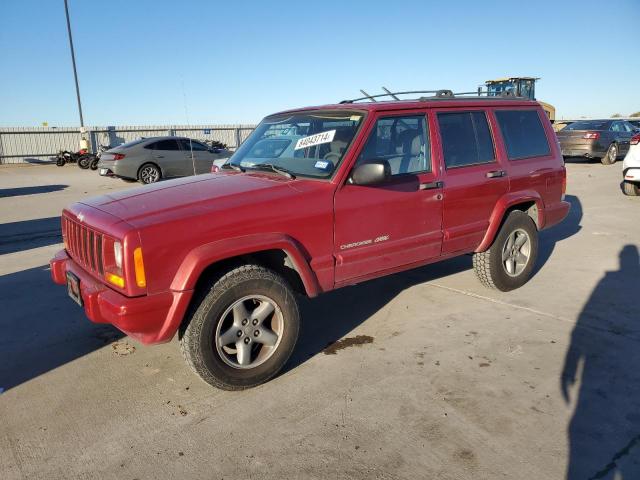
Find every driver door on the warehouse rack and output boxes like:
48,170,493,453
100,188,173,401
333,112,443,284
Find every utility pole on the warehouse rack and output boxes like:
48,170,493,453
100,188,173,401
64,0,84,127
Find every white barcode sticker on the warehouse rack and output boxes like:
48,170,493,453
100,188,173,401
294,130,336,150
314,160,330,169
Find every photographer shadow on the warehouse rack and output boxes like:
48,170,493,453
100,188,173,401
562,245,640,479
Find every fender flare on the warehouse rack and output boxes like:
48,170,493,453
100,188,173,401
170,232,321,297
475,191,545,252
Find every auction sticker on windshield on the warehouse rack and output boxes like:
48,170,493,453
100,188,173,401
294,130,336,150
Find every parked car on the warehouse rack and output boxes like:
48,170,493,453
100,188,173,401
622,133,640,196
556,119,636,165
97,136,230,184
50,92,569,390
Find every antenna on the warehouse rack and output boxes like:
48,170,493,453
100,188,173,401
180,78,196,176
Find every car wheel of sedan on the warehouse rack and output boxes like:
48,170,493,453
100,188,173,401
473,210,538,292
623,181,640,196
138,163,161,184
601,143,618,165
179,264,300,390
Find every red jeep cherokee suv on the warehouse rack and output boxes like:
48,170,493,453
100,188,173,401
51,91,570,389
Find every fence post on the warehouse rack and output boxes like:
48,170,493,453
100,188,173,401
235,127,241,149
0,131,3,165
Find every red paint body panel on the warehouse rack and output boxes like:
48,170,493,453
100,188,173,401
50,98,569,345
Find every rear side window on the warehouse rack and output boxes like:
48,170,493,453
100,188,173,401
147,139,180,151
179,139,209,151
437,111,495,168
495,110,550,160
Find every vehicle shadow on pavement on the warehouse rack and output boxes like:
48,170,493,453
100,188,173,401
0,216,61,255
535,194,582,276
286,254,471,372
0,265,123,391
0,184,67,198
561,245,640,479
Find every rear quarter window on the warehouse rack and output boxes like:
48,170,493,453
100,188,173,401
495,110,550,160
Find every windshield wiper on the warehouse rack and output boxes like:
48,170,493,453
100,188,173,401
251,163,296,179
222,163,245,172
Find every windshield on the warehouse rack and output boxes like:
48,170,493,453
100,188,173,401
229,111,364,178
564,121,609,131
487,82,516,96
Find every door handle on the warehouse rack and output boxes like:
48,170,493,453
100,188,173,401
486,170,506,178
155,155,165,158
419,181,443,190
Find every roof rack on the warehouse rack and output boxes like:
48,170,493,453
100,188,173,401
340,87,525,104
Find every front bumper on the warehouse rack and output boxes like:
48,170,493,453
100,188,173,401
50,249,192,344
623,167,640,182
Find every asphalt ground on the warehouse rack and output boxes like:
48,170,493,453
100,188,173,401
0,159,638,479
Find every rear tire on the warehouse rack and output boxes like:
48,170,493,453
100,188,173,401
138,163,161,184
179,265,300,390
623,181,640,196
601,143,618,165
473,211,538,292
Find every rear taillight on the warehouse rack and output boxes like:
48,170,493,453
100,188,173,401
113,153,126,160
631,134,640,145
582,132,600,140
561,166,567,200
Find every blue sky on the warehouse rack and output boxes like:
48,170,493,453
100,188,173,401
1,0,639,126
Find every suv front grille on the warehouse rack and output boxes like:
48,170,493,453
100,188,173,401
62,215,104,276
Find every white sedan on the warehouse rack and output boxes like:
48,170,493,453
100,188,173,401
622,133,640,195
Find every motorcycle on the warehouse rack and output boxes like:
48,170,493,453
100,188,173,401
89,145,111,170
55,148,88,167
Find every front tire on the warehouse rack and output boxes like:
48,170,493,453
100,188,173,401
473,210,538,292
179,265,300,390
601,143,618,165
623,181,640,196
78,155,92,169
138,163,161,184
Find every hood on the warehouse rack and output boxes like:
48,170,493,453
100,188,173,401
80,172,309,228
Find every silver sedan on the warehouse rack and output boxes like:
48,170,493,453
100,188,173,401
97,136,230,184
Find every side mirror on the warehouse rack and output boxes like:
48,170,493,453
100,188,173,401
350,161,391,185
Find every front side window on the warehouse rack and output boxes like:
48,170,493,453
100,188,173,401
355,115,430,175
610,122,624,132
229,111,364,178
495,110,550,160
437,111,495,168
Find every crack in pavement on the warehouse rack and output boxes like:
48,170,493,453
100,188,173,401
589,433,640,479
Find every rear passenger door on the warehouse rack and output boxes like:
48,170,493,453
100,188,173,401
435,110,509,254
178,139,211,175
147,139,183,177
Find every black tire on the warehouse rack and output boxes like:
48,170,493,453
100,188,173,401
138,163,161,184
90,158,99,170
473,210,538,292
56,157,66,167
623,181,640,196
179,264,300,390
78,155,92,169
601,143,618,165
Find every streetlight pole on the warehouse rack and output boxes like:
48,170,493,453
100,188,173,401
63,0,84,127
